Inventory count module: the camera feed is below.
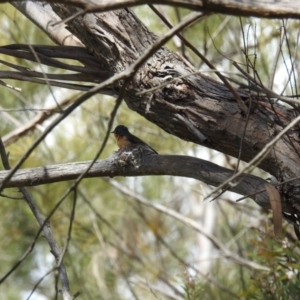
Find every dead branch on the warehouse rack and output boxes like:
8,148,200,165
0,149,285,212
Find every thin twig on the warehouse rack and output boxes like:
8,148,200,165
205,113,300,199
0,138,73,299
107,178,269,271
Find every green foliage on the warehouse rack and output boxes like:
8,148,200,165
242,235,300,300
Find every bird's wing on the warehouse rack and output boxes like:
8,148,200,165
129,134,158,154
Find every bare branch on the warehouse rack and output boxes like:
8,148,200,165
53,0,300,19
2,98,72,146
0,149,279,211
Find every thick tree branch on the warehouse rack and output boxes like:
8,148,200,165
0,149,290,212
39,0,300,19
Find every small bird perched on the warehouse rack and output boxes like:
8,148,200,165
111,125,158,154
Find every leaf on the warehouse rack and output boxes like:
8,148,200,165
265,183,282,238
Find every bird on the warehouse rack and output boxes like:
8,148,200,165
111,125,158,154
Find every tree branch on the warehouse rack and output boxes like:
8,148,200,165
0,148,285,211
59,0,300,19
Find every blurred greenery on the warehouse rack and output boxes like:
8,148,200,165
0,3,299,300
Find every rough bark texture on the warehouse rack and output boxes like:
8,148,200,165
49,5,300,213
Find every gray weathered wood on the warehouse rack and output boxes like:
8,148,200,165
0,150,290,211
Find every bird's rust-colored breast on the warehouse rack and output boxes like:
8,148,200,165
114,134,132,149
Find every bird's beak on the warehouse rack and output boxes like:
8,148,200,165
111,131,115,134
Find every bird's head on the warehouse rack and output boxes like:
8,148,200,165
111,125,129,137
